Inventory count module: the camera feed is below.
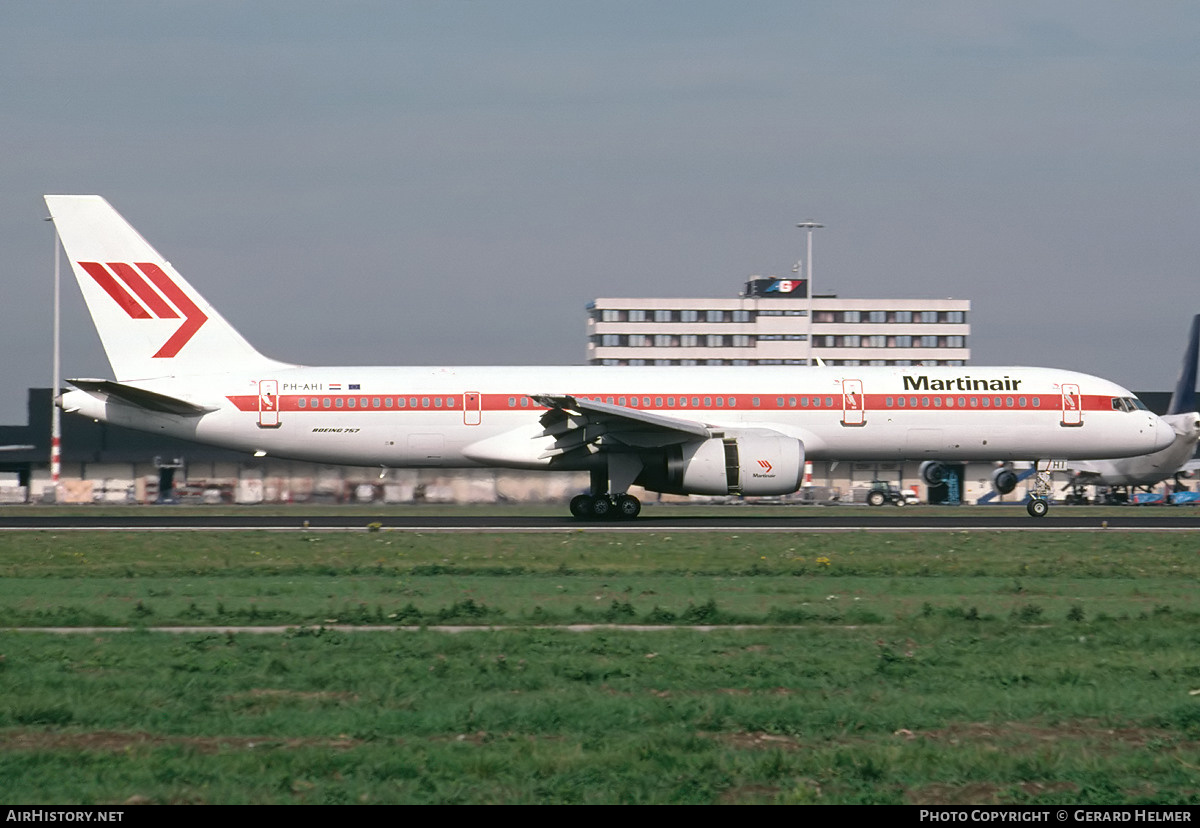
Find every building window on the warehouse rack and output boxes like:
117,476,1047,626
654,335,675,347
893,335,912,347
706,310,725,322
601,309,622,322
920,335,939,347
945,336,964,348
628,309,646,322
944,311,965,323
680,310,699,322
680,335,699,347
628,334,649,347
868,311,887,323
842,335,860,347
865,335,887,347
601,334,621,346
843,310,861,323
732,335,752,347
706,335,725,347
893,310,912,323
920,311,939,323
732,310,752,322
654,309,672,322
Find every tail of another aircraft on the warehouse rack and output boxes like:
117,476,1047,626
1166,314,1200,416
45,195,289,381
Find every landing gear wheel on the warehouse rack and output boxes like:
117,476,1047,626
1026,498,1049,518
590,495,614,519
570,495,593,519
614,494,641,520
867,491,886,507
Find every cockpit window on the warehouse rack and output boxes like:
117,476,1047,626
1111,397,1149,413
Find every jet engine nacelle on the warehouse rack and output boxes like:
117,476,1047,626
919,460,949,486
643,435,805,496
991,466,1019,495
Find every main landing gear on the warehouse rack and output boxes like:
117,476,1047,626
1025,460,1053,518
570,456,644,521
570,492,642,521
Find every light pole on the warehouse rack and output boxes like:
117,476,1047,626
45,215,61,501
796,220,823,366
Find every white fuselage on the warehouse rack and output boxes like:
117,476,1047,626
61,364,1175,477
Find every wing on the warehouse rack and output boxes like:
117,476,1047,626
531,394,713,459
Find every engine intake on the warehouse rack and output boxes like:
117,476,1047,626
991,466,1019,495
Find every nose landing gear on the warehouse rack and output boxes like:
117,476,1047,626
1025,461,1053,518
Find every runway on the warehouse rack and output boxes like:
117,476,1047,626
0,508,1197,531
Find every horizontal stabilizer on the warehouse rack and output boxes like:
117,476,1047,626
67,379,217,416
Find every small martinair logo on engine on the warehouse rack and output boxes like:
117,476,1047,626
753,459,775,478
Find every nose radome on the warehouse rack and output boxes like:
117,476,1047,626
1153,415,1177,451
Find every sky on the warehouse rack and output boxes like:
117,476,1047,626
2,1,1198,424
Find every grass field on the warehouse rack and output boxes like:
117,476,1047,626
2,523,1200,804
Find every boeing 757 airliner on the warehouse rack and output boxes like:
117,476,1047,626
46,195,1175,518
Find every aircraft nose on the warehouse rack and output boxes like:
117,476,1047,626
1152,415,1177,451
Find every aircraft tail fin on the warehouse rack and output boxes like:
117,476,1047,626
1166,314,1200,416
45,195,290,381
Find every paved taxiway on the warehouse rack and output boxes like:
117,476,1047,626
1,510,1197,531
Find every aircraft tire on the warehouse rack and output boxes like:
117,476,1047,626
1026,498,1049,518
570,495,593,519
615,494,641,520
591,496,614,519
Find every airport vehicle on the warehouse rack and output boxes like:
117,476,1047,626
864,480,919,507
46,195,1175,519
1060,315,1200,504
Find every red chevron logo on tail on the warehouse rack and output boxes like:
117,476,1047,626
78,261,208,357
